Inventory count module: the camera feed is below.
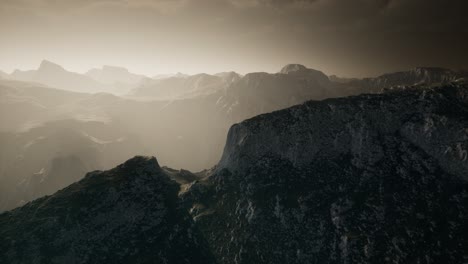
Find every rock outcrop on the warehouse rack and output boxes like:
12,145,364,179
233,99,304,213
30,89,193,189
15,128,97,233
0,156,215,264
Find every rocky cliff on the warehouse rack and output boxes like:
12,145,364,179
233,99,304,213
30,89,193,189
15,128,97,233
186,81,468,263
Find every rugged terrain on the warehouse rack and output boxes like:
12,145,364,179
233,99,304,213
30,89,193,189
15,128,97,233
187,81,468,263
0,156,215,264
1,81,467,263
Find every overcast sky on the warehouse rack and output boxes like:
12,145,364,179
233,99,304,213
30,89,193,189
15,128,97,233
1,0,467,77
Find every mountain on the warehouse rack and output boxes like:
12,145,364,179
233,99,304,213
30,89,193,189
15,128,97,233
153,72,189,80
10,60,109,93
86,65,145,85
127,65,335,170
280,63,331,87
329,75,358,83
5,64,463,173
2,64,468,212
215,65,332,123
0,78,90,131
0,119,146,212
214,71,242,83
131,73,231,99
1,64,336,173
184,81,468,263
86,65,146,94
1,81,467,263
341,67,468,95
0,156,215,264
370,67,467,87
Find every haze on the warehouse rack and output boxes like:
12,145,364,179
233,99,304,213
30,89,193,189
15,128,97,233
1,1,468,262
1,0,467,77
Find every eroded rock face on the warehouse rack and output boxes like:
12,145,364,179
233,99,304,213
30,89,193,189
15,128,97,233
218,83,468,181
0,156,215,264
185,82,468,264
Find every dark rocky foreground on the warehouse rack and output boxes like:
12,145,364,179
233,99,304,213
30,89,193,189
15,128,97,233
0,157,215,264
1,82,468,263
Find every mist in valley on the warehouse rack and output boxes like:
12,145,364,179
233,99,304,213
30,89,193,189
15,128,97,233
1,1,468,263
1,60,467,211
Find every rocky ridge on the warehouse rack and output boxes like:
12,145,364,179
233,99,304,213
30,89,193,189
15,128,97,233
0,156,215,264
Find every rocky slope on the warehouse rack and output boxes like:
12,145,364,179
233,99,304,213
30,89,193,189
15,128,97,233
184,81,468,263
0,156,215,264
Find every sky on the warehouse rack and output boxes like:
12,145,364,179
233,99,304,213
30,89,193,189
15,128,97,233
0,0,467,77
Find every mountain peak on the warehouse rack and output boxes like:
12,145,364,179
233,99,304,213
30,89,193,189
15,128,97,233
118,155,161,174
38,60,65,72
280,64,308,74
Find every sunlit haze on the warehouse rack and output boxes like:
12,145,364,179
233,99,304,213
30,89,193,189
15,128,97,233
1,1,468,262
1,0,467,77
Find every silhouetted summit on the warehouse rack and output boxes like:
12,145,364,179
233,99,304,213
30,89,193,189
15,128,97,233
118,155,161,175
0,155,215,264
38,60,66,72
10,60,109,93
279,63,309,74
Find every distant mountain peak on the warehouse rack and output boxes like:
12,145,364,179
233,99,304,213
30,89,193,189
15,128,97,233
38,60,65,72
280,64,308,74
412,66,449,71
152,72,188,79
410,67,452,75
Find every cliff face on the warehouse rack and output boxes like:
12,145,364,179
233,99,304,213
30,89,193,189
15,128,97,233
218,82,468,179
186,82,468,263
0,156,215,264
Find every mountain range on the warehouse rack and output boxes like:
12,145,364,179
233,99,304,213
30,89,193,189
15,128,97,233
6,60,148,95
1,80,467,263
0,62,467,214
10,60,110,93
